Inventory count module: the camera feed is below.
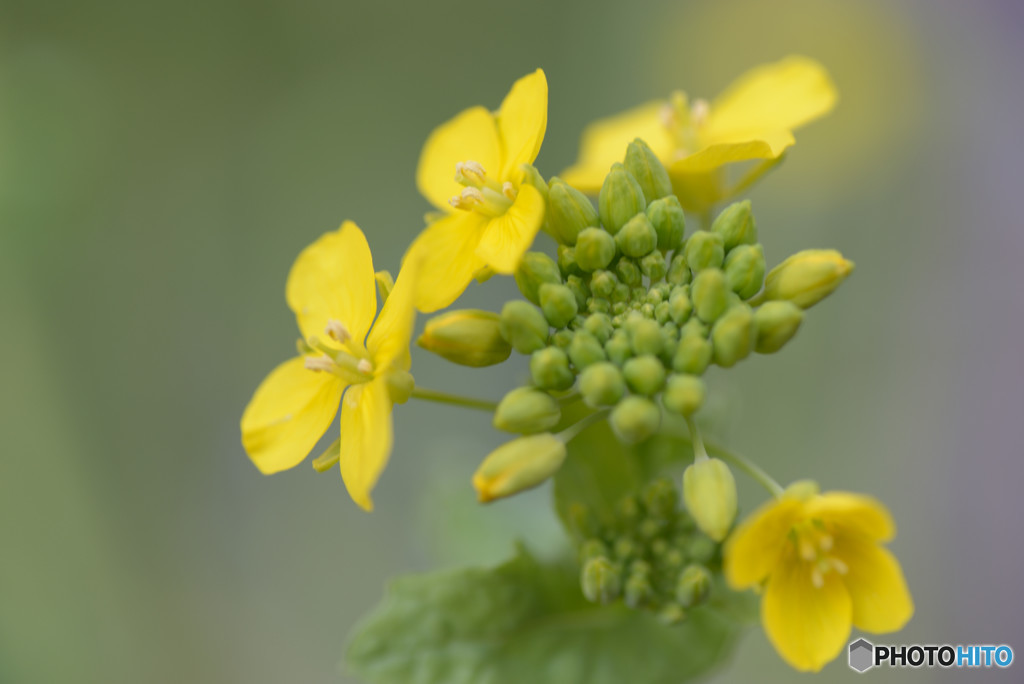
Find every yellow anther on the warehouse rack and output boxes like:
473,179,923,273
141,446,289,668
502,181,517,201
449,186,485,210
357,358,374,375
325,319,350,343
691,98,711,127
455,160,487,187
304,355,335,373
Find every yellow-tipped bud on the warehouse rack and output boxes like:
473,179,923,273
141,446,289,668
682,457,737,542
764,249,855,309
417,309,511,367
472,434,567,503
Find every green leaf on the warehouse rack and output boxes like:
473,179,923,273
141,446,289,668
346,546,750,684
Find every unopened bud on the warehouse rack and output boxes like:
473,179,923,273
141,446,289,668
598,162,646,234
723,243,765,300
530,346,574,391
675,563,712,608
667,253,692,285
616,258,642,286
610,396,661,444
683,457,737,542
552,330,573,349
684,231,725,272
691,268,730,323
417,309,511,367
583,312,614,343
662,374,706,416
547,177,599,245
623,355,666,395
581,556,622,604
499,300,549,354
575,226,617,271
763,249,855,309
754,300,805,353
668,286,692,325
624,571,654,608
385,368,414,405
642,477,679,520
604,333,633,366
565,274,590,308
493,387,561,434
519,164,549,201
579,361,626,407
615,213,658,258
640,250,667,281
625,138,672,202
539,283,579,329
473,433,567,502
557,244,582,278
568,330,607,369
514,251,562,305
673,332,712,375
712,200,757,251
710,304,754,368
646,195,686,251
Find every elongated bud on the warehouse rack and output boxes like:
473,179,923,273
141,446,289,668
668,286,692,325
604,331,632,366
624,570,653,608
764,249,855,309
610,396,661,444
673,334,712,375
575,226,617,271
675,564,712,608
691,268,730,323
579,361,626,407
530,346,574,390
616,258,642,286
712,200,757,251
581,556,622,604
623,355,666,395
615,213,658,258
547,177,599,245
662,374,706,415
568,330,607,369
514,251,562,305
640,250,667,281
417,309,511,367
666,253,692,285
499,300,549,353
684,231,725,272
710,304,754,368
493,387,561,434
472,433,567,502
754,300,805,353
374,270,394,303
646,196,686,252
723,243,765,300
539,283,579,329
683,457,737,541
627,316,664,357
599,162,646,234
625,138,672,202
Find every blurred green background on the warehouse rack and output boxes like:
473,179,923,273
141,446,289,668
3,0,1022,681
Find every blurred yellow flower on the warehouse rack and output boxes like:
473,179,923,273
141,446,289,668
562,56,837,212
724,484,913,672
408,69,548,313
240,221,418,511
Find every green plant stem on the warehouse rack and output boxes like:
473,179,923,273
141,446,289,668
410,387,498,412
557,410,609,443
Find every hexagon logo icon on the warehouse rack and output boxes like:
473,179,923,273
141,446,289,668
848,638,875,673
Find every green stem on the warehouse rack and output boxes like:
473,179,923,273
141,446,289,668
311,438,340,473
556,410,609,443
668,415,784,498
410,387,498,412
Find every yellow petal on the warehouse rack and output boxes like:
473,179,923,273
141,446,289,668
338,377,393,511
241,356,344,474
405,211,487,313
835,536,914,633
671,130,794,174
806,492,896,542
286,221,377,346
474,183,545,274
724,496,802,589
367,250,420,372
668,169,726,214
704,55,837,142
416,106,502,212
560,101,675,194
762,553,853,672
496,69,548,181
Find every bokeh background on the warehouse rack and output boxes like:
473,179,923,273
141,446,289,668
3,0,1022,681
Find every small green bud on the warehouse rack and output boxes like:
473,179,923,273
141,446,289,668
551,329,573,349
611,282,631,303
604,333,633,366
417,309,512,367
673,334,712,375
623,355,666,395
754,300,805,353
568,330,607,369
493,387,561,434
566,274,590,308
668,286,692,325
615,213,658,258
539,283,579,329
640,250,667,281
624,571,653,609
499,301,548,354
691,268,730,323
764,249,855,309
628,317,664,357
583,312,614,343
675,564,712,608
579,361,626,407
588,297,611,314
514,251,561,305
646,195,686,251
530,346,574,391
582,556,622,604
711,200,757,251
642,477,678,520
598,162,646,234
667,253,692,285
580,538,608,563
684,231,725,272
473,433,567,502
610,396,661,444
658,603,687,625
374,270,394,303
557,244,582,278
574,227,617,271
613,536,638,561
680,317,709,339
646,289,665,305
683,457,737,541
662,374,706,415
385,368,414,405
624,138,672,201
723,243,766,300
616,258,642,287
711,304,754,368
654,301,670,325
547,177,599,245
519,164,549,201
685,536,717,564
589,270,618,299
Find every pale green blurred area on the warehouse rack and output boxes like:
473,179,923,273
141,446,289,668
3,0,1023,682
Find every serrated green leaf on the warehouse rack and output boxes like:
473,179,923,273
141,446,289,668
346,546,750,684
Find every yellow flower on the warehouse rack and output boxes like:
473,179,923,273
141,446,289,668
240,221,418,511
561,56,837,212
408,69,548,313
724,484,914,672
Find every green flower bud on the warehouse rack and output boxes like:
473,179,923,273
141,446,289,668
615,213,658,258
646,195,686,251
685,535,717,564
575,227,617,271
613,535,638,560
623,355,666,395
754,300,805,353
598,162,646,234
712,200,757,251
711,304,754,368
662,374,706,416
640,250,667,281
551,329,573,349
691,268,730,323
667,253,692,285
539,283,579,329
616,258,642,287
493,387,561,434
568,329,607,369
654,301,670,325
583,312,614,343
565,274,590,309
499,301,548,354
530,346,574,391
684,231,725,273
681,317,709,339
672,334,712,375
589,270,618,299
723,243,766,300
547,177,599,245
675,563,712,608
625,138,672,202
385,368,414,405
519,164,549,201
610,396,661,444
668,286,692,325
642,478,678,520
624,571,653,608
581,556,621,604
472,433,567,502
764,249,855,309
514,251,561,305
557,244,582,278
683,457,737,541
628,317,664,357
579,361,626,407
580,538,608,563
604,333,633,366
611,282,632,303
588,297,611,314
658,603,687,625
417,309,512,367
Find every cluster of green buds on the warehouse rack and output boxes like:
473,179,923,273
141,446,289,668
570,477,720,624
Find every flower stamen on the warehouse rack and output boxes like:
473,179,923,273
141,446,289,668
455,160,487,188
